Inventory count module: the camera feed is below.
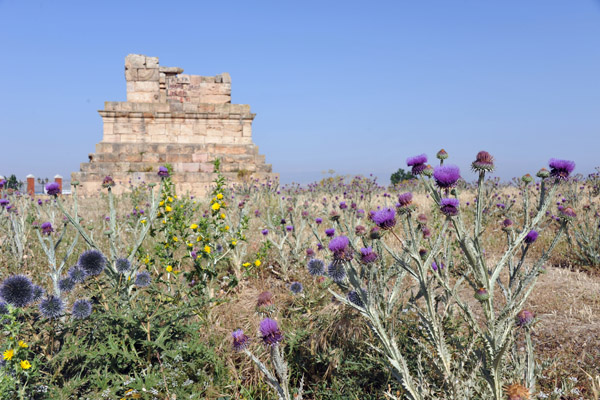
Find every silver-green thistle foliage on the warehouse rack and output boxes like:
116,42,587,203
327,151,572,400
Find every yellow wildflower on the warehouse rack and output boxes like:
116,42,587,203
224,225,230,231
231,240,237,246
173,236,178,242
204,245,211,254
211,203,220,211
18,340,28,348
20,360,31,370
168,196,173,203
220,213,226,219
190,224,198,230
159,200,164,206
254,259,261,267
3,349,14,361
187,243,193,248
174,195,178,199
216,193,224,200
196,237,201,242
242,262,251,268
140,219,147,224
166,265,173,273
165,206,172,212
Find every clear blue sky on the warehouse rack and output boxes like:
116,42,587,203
1,0,599,184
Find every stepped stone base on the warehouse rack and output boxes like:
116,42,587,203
72,54,276,197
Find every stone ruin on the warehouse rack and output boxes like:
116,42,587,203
72,54,275,196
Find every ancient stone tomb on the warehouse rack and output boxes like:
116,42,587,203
72,54,275,196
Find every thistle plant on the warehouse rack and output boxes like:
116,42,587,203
0,189,34,270
327,151,574,399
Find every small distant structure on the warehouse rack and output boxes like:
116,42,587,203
72,54,276,196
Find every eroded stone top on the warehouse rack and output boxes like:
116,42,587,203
124,54,231,104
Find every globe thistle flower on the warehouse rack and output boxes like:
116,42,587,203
370,208,396,230
406,154,428,175
58,277,75,293
433,165,461,189
71,299,92,319
440,198,459,217
0,275,34,308
115,258,131,274
102,176,115,188
516,310,534,328
67,265,87,284
78,249,106,276
134,271,151,287
347,289,367,308
536,168,550,179
256,291,274,308
41,222,54,235
0,302,8,315
31,285,44,302
290,282,303,294
307,259,325,276
436,149,448,160
360,247,378,264
471,151,494,172
39,296,64,319
45,182,60,196
474,288,489,301
327,262,346,283
157,166,170,178
232,329,249,351
260,318,283,346
504,383,530,400
548,158,575,181
559,207,576,222
524,230,538,244
325,228,335,237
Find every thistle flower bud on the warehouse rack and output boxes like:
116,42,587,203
369,226,381,239
102,176,115,188
157,166,170,178
436,149,448,160
559,206,576,222
536,168,550,179
474,287,489,301
471,151,494,172
521,174,533,184
422,164,434,177
516,309,534,327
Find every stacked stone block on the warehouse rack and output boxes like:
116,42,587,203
72,54,275,196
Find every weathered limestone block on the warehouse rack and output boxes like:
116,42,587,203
73,54,276,197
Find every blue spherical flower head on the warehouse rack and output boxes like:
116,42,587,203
135,271,152,288
370,208,396,230
45,182,60,196
290,281,303,294
307,259,325,276
72,299,92,319
0,275,34,308
440,198,460,217
360,247,378,264
548,159,575,181
39,296,64,319
524,230,538,244
260,318,283,346
433,165,461,189
68,265,87,284
115,258,131,274
407,154,428,175
58,277,75,293
232,329,249,351
347,289,367,308
327,262,346,282
32,285,45,302
78,249,106,276
0,302,8,315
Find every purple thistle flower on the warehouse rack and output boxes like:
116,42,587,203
285,225,294,232
549,159,575,181
397,192,413,207
39,295,64,319
471,151,495,172
370,208,396,230
325,228,335,237
315,218,323,224
45,182,60,196
101,176,115,188
72,299,92,319
157,166,170,178
306,248,315,258
260,318,283,346
407,154,428,175
355,225,366,236
0,275,34,308
433,165,461,189
232,329,250,351
0,199,9,207
440,198,459,217
559,207,577,221
41,222,54,235
421,225,431,239
329,235,350,257
307,258,325,276
360,247,378,264
261,229,269,236
524,230,538,244
516,310,534,327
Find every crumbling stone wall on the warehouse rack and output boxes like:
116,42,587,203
72,54,275,196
